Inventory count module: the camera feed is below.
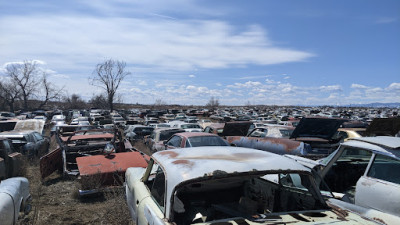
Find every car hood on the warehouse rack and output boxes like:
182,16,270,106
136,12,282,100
221,121,252,136
290,117,346,140
366,117,400,136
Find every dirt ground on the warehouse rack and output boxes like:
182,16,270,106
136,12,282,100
17,141,151,225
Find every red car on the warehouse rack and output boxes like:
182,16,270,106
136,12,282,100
164,132,228,149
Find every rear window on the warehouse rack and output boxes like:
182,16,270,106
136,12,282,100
187,136,228,147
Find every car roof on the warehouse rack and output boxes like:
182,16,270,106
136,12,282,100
174,132,218,138
152,146,311,216
342,136,400,158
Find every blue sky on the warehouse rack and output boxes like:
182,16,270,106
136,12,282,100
1,0,399,106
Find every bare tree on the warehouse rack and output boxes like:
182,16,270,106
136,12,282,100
206,96,220,108
89,59,130,111
5,61,41,110
37,74,64,109
3,60,63,111
0,80,20,111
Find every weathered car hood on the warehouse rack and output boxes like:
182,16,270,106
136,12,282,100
192,209,376,224
221,121,252,136
290,117,346,140
366,117,400,136
13,119,45,134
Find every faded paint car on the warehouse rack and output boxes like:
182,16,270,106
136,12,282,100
0,119,49,156
0,177,31,225
164,132,228,150
144,128,185,152
125,147,378,225
288,136,400,220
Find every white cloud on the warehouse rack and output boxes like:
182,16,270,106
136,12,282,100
319,85,342,92
188,74,196,78
351,83,368,89
0,14,314,73
387,82,400,90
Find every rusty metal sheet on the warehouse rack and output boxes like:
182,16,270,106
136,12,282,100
77,152,148,186
40,148,63,179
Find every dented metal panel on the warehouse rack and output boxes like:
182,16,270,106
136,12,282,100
40,148,63,179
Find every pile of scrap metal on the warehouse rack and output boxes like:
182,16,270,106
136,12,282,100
40,125,149,195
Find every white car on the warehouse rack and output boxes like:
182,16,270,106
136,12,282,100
0,177,31,225
288,136,400,219
125,146,378,225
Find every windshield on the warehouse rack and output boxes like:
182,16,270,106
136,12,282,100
187,136,228,147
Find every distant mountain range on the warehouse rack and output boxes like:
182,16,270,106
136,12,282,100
345,103,400,108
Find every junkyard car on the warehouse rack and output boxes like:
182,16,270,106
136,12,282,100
289,117,347,156
164,132,228,149
289,136,400,218
125,125,154,142
0,177,31,225
125,146,378,225
0,130,49,156
0,119,49,157
144,128,185,152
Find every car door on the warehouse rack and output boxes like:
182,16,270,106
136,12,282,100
355,153,400,216
127,161,166,225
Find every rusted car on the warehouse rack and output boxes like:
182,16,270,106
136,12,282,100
125,146,378,225
164,132,228,150
288,136,400,221
40,127,132,178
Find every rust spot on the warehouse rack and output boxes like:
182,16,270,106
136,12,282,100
327,203,349,221
158,151,179,158
373,217,387,225
172,160,194,168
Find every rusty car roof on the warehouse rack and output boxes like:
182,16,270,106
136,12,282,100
151,146,312,219
153,146,310,192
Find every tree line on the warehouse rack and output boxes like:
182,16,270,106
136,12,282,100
0,59,129,112
0,59,220,112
